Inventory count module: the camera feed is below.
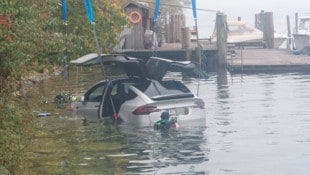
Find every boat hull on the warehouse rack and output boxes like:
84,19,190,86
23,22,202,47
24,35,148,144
293,34,310,54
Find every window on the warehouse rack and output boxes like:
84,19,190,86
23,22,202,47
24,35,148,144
85,82,106,102
133,80,193,100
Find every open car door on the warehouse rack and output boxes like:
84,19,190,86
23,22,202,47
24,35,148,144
144,57,207,80
70,53,207,80
70,53,145,78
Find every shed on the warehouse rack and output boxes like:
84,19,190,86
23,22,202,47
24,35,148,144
122,1,154,49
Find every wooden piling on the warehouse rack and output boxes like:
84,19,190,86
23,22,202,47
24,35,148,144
255,11,275,48
167,15,185,43
286,16,292,48
181,27,191,60
216,12,228,66
295,13,299,34
262,12,275,48
181,27,190,49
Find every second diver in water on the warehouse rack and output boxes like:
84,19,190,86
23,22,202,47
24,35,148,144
154,111,179,130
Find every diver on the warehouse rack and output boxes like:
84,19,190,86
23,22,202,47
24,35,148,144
154,111,179,130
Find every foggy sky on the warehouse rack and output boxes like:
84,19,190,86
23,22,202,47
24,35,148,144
187,0,309,37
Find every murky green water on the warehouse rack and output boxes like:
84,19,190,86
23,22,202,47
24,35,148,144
23,68,310,175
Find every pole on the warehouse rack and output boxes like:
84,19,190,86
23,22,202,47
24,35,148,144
286,16,292,49
216,12,228,66
195,19,201,96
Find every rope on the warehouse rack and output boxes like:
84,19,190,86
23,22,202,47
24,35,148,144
60,0,74,110
151,0,160,57
83,0,108,79
151,23,159,57
61,0,68,81
91,23,108,80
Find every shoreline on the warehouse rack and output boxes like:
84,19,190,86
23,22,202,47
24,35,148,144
14,66,62,97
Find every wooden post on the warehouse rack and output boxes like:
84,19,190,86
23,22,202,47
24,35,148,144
181,27,191,60
262,12,274,48
255,14,260,30
255,11,263,31
216,12,228,66
181,27,190,49
166,15,186,43
295,13,299,34
286,16,292,49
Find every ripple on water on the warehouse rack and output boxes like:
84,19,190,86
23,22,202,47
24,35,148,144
24,70,310,175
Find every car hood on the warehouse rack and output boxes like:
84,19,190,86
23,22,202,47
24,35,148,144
70,53,206,80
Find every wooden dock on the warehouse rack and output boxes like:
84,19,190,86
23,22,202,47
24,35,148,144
227,49,310,73
115,41,218,61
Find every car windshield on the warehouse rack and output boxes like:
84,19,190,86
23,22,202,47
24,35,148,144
132,80,193,100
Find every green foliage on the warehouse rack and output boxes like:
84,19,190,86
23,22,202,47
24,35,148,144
0,0,127,173
0,90,34,174
63,0,127,58
0,0,127,82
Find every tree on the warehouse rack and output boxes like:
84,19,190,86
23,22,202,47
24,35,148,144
63,0,127,58
0,0,127,85
0,1,127,173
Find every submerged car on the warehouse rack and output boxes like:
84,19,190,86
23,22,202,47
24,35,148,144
70,53,206,126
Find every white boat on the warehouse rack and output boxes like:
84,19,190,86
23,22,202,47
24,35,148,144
212,20,287,48
226,20,263,43
293,14,310,54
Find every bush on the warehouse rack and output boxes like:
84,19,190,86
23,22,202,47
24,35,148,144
0,0,127,173
0,83,34,174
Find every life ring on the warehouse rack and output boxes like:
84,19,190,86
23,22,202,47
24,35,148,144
129,11,142,24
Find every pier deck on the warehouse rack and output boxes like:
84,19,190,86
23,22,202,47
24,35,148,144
115,41,217,60
227,49,310,73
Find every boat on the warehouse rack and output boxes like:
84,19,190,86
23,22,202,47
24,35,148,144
293,14,310,54
211,20,287,48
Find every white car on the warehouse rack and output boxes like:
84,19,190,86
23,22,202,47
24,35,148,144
71,53,206,127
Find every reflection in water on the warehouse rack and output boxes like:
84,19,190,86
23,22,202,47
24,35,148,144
23,70,310,175
201,72,310,175
120,125,208,174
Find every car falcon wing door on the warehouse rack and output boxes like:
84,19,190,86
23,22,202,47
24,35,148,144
70,53,138,66
145,57,207,80
70,53,145,78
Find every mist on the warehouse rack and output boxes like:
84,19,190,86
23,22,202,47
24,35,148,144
185,0,309,37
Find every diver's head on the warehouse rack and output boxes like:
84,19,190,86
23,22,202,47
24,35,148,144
160,111,170,120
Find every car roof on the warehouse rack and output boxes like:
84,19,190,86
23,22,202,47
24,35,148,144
70,53,207,80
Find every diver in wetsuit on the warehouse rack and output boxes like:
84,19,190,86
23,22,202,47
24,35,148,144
154,111,179,130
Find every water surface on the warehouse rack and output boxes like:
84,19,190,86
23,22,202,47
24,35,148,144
24,69,310,175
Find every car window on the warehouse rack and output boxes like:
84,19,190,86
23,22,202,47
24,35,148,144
137,81,191,98
111,85,118,96
111,82,137,100
85,82,106,102
133,80,192,99
159,81,191,93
